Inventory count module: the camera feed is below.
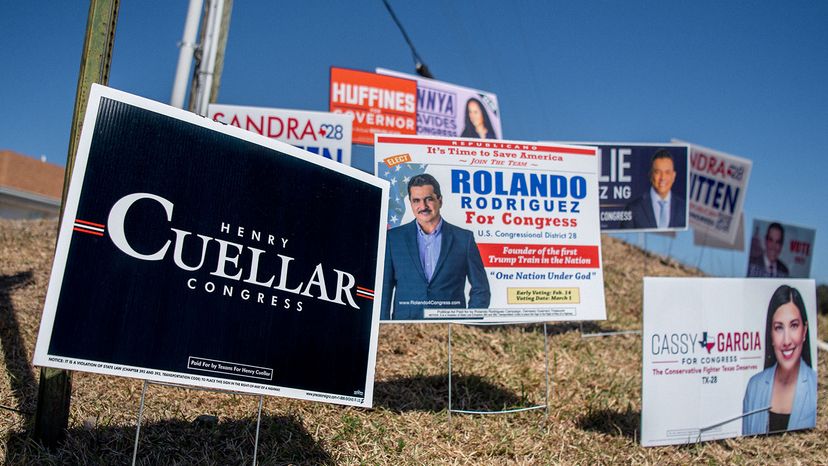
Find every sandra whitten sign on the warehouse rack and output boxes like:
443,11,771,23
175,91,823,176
33,85,389,408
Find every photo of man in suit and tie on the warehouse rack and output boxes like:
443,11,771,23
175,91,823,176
381,173,491,320
747,222,790,278
623,148,686,230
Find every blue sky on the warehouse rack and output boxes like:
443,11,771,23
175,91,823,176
2,1,826,282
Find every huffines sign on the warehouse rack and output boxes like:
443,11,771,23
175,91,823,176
329,67,417,145
33,85,389,408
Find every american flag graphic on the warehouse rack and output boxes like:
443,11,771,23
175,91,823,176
376,162,428,228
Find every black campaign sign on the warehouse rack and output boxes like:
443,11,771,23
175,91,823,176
34,85,387,407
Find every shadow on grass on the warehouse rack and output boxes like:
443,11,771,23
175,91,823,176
576,408,640,440
4,414,333,465
374,374,525,413
0,271,38,416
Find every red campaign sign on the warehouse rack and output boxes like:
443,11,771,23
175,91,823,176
329,67,417,146
477,244,600,268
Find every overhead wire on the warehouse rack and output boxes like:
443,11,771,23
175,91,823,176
381,0,433,78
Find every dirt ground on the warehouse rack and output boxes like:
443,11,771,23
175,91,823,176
1,219,826,464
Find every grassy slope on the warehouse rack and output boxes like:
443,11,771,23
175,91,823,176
1,219,826,464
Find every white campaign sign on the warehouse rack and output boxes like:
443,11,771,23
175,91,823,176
747,218,816,278
642,278,817,446
376,68,502,140
209,104,353,165
375,135,606,323
694,213,745,251
677,140,752,246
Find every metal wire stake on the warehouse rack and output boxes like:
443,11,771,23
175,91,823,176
543,322,550,419
132,380,149,466
252,395,264,466
447,323,452,423
643,232,648,276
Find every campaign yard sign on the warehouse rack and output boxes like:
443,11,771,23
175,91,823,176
642,278,817,446
549,142,689,232
694,213,745,251
374,135,606,323
676,140,752,246
208,104,353,165
329,67,417,145
747,219,816,278
376,68,502,140
33,85,389,408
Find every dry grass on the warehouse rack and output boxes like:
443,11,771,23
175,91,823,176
1,219,826,464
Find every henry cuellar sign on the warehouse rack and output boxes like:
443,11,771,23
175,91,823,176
33,85,389,407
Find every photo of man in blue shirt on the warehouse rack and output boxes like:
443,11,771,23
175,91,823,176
380,174,491,320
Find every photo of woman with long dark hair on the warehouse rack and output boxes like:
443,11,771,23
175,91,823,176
742,285,817,435
460,97,497,139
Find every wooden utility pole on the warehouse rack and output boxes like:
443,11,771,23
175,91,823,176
34,0,119,448
188,0,232,115
209,0,233,104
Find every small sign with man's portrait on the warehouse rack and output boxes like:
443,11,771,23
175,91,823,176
550,142,690,232
747,219,816,279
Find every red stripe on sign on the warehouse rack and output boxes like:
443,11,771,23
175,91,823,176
76,219,105,228
73,227,104,237
356,293,374,301
374,136,595,155
357,286,374,293
476,243,600,268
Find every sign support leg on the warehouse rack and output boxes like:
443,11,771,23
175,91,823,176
447,323,453,423
131,380,148,466
643,232,649,282
252,395,263,466
34,0,120,447
447,322,549,416
129,381,269,463
543,322,550,419
581,232,647,339
696,237,707,270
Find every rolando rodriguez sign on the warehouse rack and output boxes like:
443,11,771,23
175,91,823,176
375,135,606,323
33,85,389,408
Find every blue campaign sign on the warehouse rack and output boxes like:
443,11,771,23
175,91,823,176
569,142,689,232
33,85,388,408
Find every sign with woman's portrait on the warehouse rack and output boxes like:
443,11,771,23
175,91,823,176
377,68,502,141
641,278,818,446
